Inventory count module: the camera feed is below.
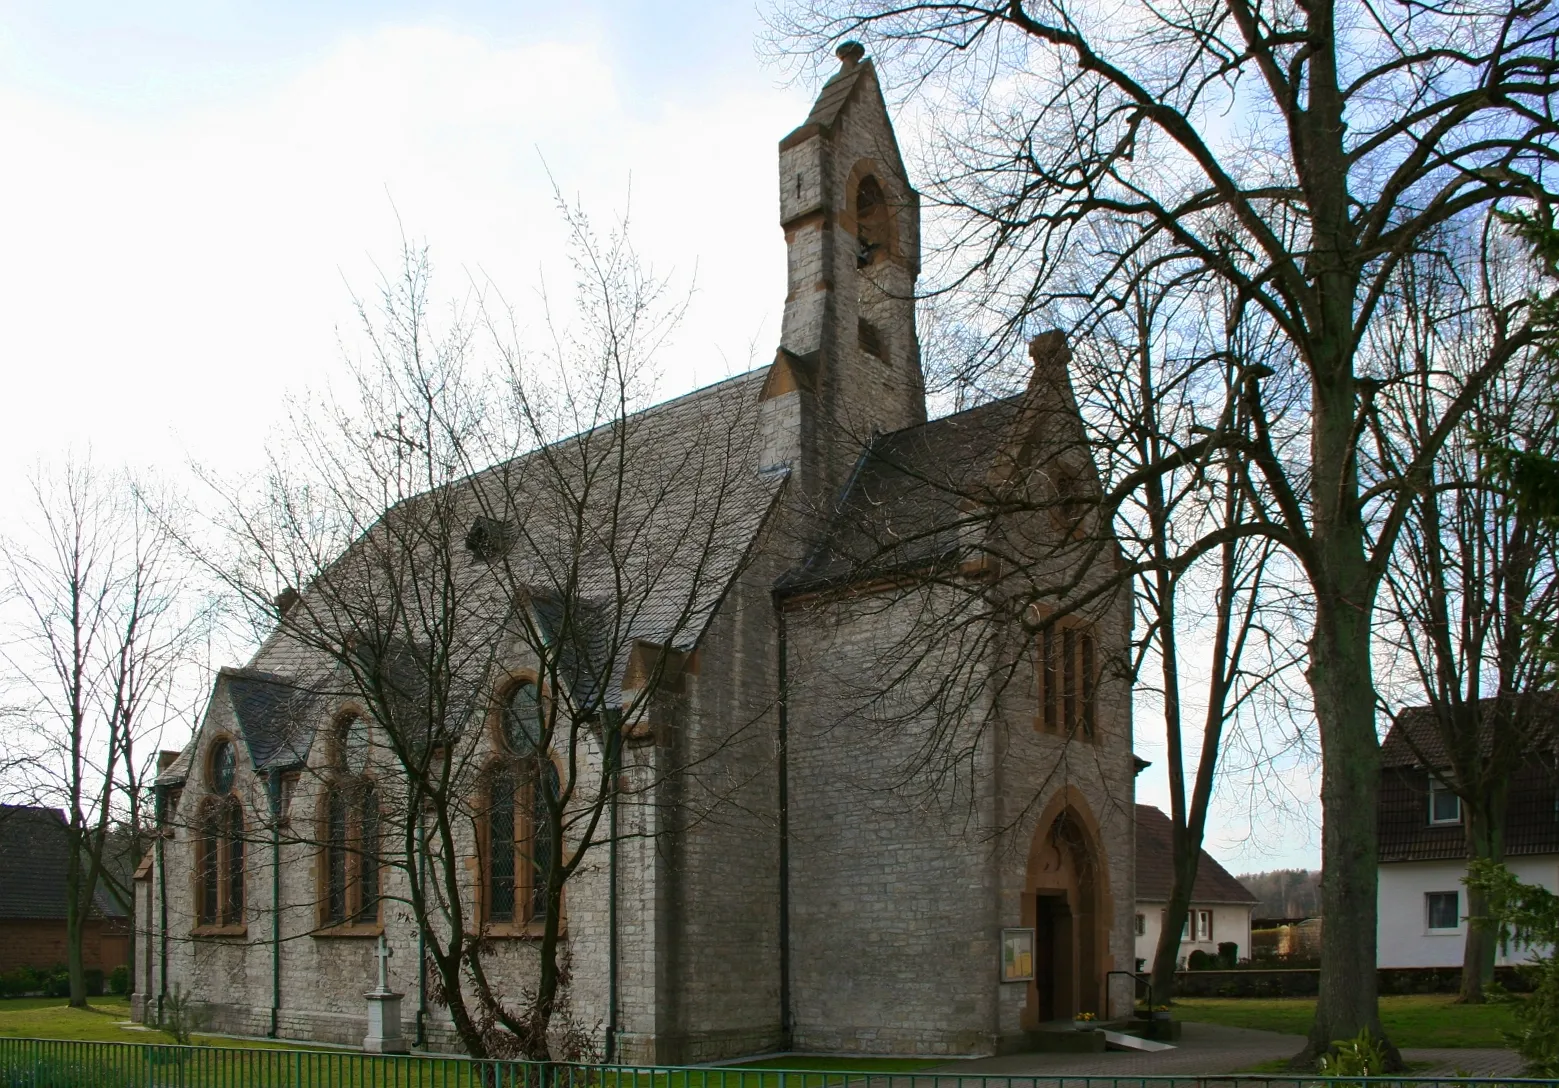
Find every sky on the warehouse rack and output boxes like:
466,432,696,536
0,0,1321,871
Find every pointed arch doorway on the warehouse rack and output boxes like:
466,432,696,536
1022,791,1111,1025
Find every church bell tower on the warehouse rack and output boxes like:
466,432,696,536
759,42,927,516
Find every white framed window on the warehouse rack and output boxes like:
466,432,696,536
1428,779,1462,826
1195,909,1214,942
1425,890,1461,931
1134,913,1146,936
1174,908,1214,942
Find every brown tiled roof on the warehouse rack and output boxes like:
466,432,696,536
1377,697,1559,862
1381,693,1559,768
1134,805,1259,904
0,805,125,920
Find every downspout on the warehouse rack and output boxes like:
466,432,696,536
156,787,168,1027
415,806,427,1048
775,601,792,1047
267,770,282,1038
605,709,621,1062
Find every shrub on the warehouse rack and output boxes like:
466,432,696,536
82,969,104,997
1467,859,1559,1077
1187,949,1214,970
157,983,201,1046
1217,941,1238,968
1318,1027,1387,1081
107,965,129,996
0,966,46,998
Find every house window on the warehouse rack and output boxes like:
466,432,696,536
483,760,560,926
1038,620,1098,737
1173,909,1213,942
1429,779,1462,826
1426,891,1460,931
320,781,380,927
196,739,244,928
1134,913,1146,936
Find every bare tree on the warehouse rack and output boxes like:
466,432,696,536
1374,230,1559,1002
1,460,203,1006
767,0,1558,1060
186,204,776,1059
1078,269,1297,997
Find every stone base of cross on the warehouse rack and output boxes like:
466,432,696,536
363,934,408,1054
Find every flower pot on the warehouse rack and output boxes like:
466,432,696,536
1073,1020,1096,1031
1152,1011,1172,1021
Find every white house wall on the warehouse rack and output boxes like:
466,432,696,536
1132,902,1252,969
1377,856,1559,968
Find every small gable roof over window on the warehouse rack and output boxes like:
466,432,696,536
158,667,318,787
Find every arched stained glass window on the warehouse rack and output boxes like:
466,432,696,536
503,682,543,754
320,780,380,928
196,738,244,928
484,760,560,926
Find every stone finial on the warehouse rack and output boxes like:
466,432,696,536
1027,330,1071,373
836,41,866,66
274,586,300,617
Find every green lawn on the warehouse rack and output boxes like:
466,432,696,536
1174,994,1522,1048
729,1058,938,1073
0,997,316,1049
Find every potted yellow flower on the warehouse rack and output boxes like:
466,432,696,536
1072,1011,1098,1031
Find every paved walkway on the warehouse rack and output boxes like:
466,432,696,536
922,1023,1529,1081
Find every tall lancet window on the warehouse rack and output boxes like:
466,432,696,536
196,738,245,929
483,680,561,929
318,714,381,929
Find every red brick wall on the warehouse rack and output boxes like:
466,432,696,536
0,919,129,973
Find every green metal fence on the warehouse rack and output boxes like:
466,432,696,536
0,1038,1553,1088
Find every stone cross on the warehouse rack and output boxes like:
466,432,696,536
374,934,393,993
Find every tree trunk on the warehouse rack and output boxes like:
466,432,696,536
1302,591,1400,1067
66,895,86,1007
1458,796,1507,1002
1149,846,1201,1004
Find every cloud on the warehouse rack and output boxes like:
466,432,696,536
0,24,810,498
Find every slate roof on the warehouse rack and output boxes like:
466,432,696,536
163,370,784,783
1378,697,1559,863
780,396,1025,591
1134,805,1259,905
0,805,126,921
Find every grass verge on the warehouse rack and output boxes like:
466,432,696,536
0,998,311,1049
1175,994,1521,1049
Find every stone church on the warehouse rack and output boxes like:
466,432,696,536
132,45,1138,1062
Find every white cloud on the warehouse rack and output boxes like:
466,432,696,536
0,24,811,499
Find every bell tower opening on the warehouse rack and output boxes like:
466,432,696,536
855,175,891,267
